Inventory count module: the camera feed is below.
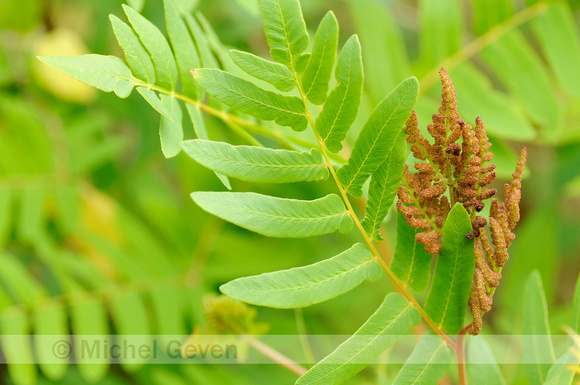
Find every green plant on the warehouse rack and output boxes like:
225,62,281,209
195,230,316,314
33,0,580,384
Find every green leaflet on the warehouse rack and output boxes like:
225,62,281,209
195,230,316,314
257,0,309,67
150,286,187,345
522,270,555,385
109,291,151,371
543,351,579,385
317,35,363,153
159,94,183,158
0,253,45,306
181,139,329,183
220,243,382,308
123,4,178,90
362,131,406,241
296,293,420,385
424,204,474,335
348,0,411,101
390,212,433,292
466,337,506,385
0,308,36,385
301,11,338,105
391,333,452,385
337,77,418,197
530,3,580,98
33,300,68,381
573,273,580,332
418,0,463,69
37,55,133,98
229,49,295,92
164,0,200,99
70,295,110,383
109,15,156,84
191,192,352,238
193,68,308,131
136,87,174,120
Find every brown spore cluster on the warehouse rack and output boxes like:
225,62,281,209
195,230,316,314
396,68,527,335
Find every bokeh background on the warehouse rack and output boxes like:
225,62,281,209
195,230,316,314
1,0,579,383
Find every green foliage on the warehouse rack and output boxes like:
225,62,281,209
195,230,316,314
193,68,308,131
392,333,452,385
390,212,433,292
424,204,475,335
522,270,555,384
466,338,506,385
316,35,363,153
181,139,329,183
337,77,418,197
300,11,338,105
220,243,382,308
24,0,580,384
229,49,295,92
361,132,406,241
257,0,309,67
191,192,353,238
296,293,420,385
38,55,134,98
543,351,579,385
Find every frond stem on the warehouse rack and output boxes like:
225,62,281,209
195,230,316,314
293,73,456,351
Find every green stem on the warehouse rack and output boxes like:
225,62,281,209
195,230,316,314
292,71,456,351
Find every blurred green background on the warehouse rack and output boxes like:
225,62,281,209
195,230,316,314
1,0,580,384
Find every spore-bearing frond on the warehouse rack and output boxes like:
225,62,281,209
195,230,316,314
396,68,527,335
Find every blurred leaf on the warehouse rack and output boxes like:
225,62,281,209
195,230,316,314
349,0,410,101
33,300,68,381
466,337,506,385
38,55,133,98
0,308,37,385
424,204,475,335
529,3,580,98
449,63,535,142
522,270,555,385
337,77,418,197
150,286,187,345
362,132,406,241
109,291,152,371
470,0,513,34
257,0,309,67
390,212,433,292
70,295,110,383
301,11,338,105
220,243,382,308
418,0,463,70
193,68,308,131
0,253,45,306
296,293,420,385
316,35,363,153
392,333,452,385
543,350,579,385
481,31,559,133
191,192,353,238
181,139,328,183
573,273,580,332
